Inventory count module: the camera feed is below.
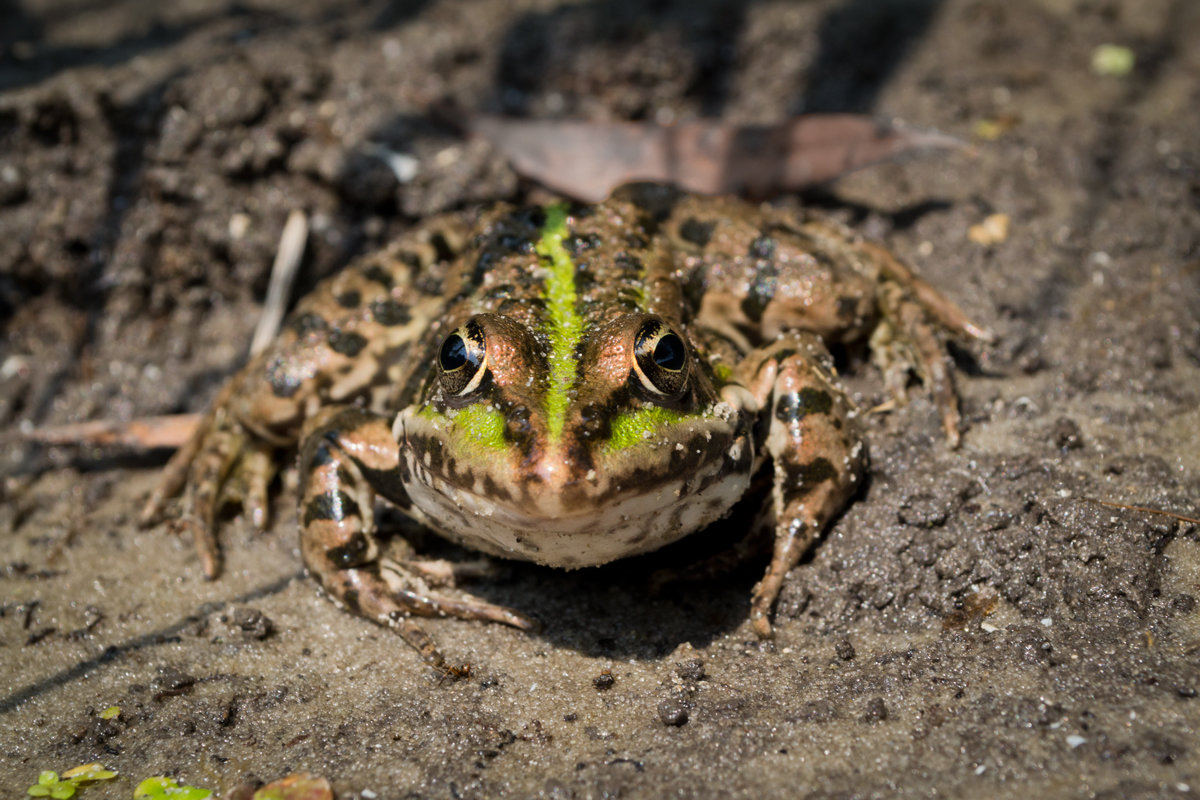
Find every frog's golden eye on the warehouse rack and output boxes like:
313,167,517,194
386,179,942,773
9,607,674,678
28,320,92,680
632,319,689,397
438,319,488,396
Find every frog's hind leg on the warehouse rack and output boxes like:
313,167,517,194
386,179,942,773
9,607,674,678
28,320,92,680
298,406,536,670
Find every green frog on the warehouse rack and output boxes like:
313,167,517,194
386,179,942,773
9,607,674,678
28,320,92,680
145,185,989,668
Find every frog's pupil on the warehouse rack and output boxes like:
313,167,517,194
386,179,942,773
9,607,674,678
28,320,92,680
440,334,467,371
653,334,686,371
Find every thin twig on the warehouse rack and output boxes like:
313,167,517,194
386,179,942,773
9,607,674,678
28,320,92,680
1081,496,1200,526
251,209,309,356
22,413,202,450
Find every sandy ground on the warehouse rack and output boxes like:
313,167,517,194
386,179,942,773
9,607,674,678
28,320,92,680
2,0,1199,797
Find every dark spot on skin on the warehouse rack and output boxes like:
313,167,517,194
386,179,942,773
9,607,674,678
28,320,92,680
362,264,394,289
741,265,778,323
267,357,302,398
326,532,371,568
422,438,444,473
290,312,327,336
565,232,602,255
481,474,513,505
414,272,443,297
775,387,834,422
342,588,361,613
328,329,368,357
309,442,335,467
798,387,834,414
614,252,644,274
336,290,362,309
370,298,411,326
304,490,361,526
472,245,516,290
679,217,714,248
781,458,838,501
624,232,649,250
749,234,776,260
515,206,547,231
429,230,459,262
395,250,422,269
572,259,597,295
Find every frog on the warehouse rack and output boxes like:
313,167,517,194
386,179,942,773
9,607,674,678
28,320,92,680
144,184,990,669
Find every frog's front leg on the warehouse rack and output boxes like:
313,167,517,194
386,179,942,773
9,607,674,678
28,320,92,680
740,333,867,638
298,406,537,668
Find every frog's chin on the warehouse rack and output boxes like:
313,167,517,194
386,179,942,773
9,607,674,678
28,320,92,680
397,424,756,568
401,452,754,569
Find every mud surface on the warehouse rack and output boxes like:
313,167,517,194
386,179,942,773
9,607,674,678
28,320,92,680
2,1,1199,797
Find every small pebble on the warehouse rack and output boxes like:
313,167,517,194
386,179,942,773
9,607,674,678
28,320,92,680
657,699,689,727
675,658,706,681
861,697,888,723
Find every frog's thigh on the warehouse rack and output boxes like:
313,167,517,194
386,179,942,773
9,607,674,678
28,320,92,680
297,406,534,665
744,333,867,638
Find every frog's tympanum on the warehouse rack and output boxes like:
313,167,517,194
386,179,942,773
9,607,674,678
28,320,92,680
146,186,989,667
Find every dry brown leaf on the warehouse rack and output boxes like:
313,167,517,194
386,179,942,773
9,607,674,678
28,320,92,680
469,114,965,202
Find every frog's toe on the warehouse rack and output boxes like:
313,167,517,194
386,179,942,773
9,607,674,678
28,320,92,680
379,558,540,631
319,564,538,668
174,513,221,579
222,441,276,531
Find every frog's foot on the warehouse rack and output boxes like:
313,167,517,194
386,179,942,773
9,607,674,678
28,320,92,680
142,386,279,578
850,240,992,448
741,333,868,638
298,406,536,668
866,242,993,447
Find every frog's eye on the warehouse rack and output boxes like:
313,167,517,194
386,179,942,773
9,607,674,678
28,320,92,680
438,319,488,396
632,319,690,397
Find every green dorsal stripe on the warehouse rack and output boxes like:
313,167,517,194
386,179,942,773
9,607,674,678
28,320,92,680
536,203,583,442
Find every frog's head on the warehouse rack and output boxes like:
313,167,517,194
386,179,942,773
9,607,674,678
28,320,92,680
396,310,755,568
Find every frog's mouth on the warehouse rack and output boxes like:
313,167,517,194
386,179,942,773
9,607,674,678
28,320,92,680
396,409,755,568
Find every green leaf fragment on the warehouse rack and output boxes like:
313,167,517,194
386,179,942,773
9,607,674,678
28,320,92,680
62,763,118,782
134,777,214,800
28,765,118,798
1091,44,1135,77
29,772,63,798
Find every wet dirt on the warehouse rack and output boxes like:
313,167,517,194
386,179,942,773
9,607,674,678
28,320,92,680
2,0,1198,798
